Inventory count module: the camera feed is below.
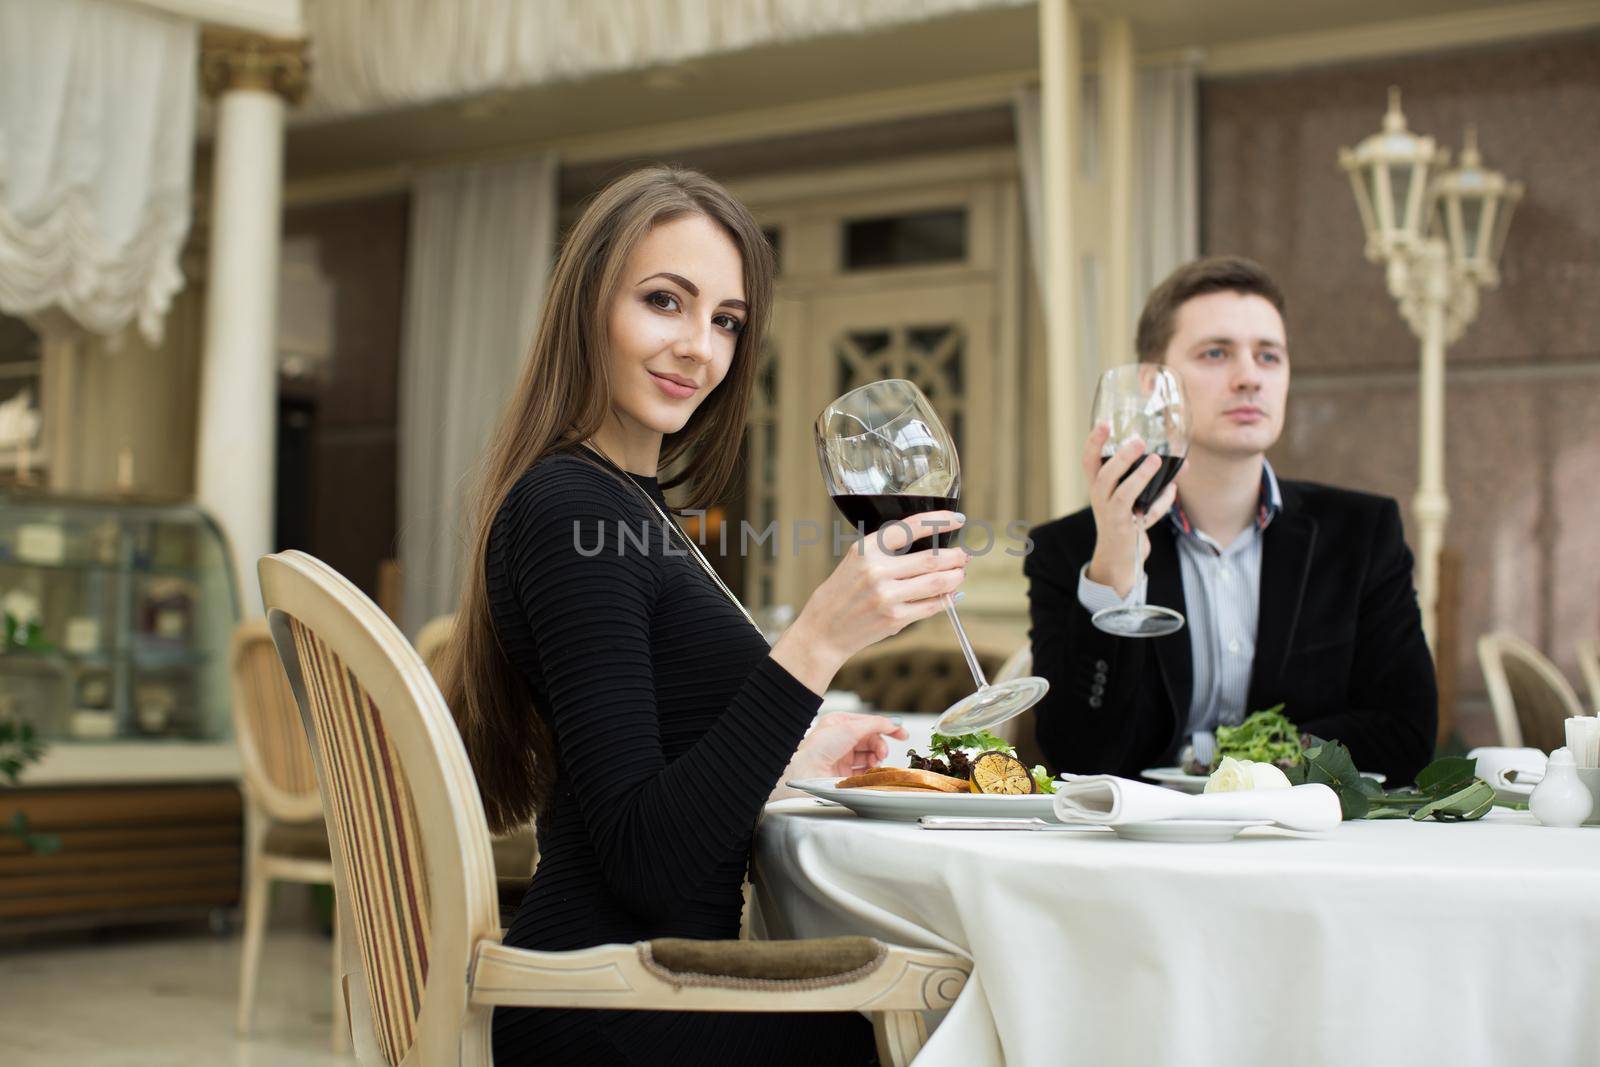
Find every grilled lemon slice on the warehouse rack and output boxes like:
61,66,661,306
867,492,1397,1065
968,751,1035,795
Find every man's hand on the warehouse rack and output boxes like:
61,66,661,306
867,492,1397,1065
1081,423,1178,597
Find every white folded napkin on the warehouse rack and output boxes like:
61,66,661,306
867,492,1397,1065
1053,775,1342,832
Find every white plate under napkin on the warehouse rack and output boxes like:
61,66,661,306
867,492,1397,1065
1054,775,1342,833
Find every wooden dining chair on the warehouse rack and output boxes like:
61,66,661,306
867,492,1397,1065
259,549,971,1066
415,611,539,921
1577,640,1600,716
228,618,347,1050
1477,631,1584,751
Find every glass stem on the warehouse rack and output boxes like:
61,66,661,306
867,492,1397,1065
943,594,991,689
1129,513,1147,606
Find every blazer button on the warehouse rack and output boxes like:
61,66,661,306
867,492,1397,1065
1095,659,1109,672
1088,696,1103,709
1090,684,1104,696
1093,672,1107,685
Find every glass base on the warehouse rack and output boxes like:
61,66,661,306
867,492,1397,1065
934,676,1051,735
1091,604,1186,638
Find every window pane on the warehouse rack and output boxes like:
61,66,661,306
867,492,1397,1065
844,209,966,270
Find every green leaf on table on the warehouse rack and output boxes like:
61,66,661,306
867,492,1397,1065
1365,806,1413,819
1299,737,1374,819
1412,780,1495,822
1415,756,1476,795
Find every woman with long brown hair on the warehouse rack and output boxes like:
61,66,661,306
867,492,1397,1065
437,166,968,1064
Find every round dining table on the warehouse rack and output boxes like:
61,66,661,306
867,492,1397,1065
753,799,1600,1066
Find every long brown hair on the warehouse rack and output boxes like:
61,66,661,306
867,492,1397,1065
436,166,773,834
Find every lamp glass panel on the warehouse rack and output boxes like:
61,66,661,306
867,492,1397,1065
1459,196,1486,262
1389,163,1417,237
1367,166,1389,232
1489,195,1517,266
1428,194,1448,243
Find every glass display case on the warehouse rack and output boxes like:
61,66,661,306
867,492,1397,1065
0,491,241,745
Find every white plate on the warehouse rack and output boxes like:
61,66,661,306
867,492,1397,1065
788,778,1059,822
1111,819,1272,843
1141,766,1387,794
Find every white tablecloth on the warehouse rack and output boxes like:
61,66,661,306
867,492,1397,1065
754,802,1600,1066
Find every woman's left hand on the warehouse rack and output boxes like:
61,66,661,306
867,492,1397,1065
771,712,909,801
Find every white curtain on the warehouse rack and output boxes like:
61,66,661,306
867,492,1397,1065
303,0,1032,119
1014,55,1200,333
1134,58,1200,301
398,153,558,638
0,0,196,343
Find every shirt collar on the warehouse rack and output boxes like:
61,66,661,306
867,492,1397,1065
1168,458,1282,541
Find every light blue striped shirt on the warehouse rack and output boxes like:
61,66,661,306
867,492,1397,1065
1078,462,1284,759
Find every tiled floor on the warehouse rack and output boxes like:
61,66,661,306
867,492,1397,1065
0,919,351,1066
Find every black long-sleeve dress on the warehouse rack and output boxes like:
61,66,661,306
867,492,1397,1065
487,451,876,1066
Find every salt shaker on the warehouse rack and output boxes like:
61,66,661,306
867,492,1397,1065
1529,748,1593,828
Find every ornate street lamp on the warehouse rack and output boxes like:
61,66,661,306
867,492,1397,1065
1431,125,1525,288
1338,88,1522,648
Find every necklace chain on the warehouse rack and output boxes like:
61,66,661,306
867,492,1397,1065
580,442,766,641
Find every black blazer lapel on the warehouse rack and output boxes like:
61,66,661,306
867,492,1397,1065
1145,522,1191,738
1249,494,1317,707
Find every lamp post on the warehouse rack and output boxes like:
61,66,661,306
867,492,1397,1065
1338,88,1523,649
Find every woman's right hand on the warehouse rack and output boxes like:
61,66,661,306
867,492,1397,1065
770,511,968,696
1083,423,1177,597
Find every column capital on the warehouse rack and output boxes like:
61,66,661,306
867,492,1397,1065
200,30,310,104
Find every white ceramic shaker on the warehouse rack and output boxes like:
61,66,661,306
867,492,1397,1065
1529,747,1593,828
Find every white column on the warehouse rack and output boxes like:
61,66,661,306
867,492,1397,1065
1100,16,1137,369
195,34,307,614
1039,0,1083,517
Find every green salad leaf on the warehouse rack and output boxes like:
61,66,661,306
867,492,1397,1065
930,730,1015,757
1213,705,1301,769
1030,765,1057,795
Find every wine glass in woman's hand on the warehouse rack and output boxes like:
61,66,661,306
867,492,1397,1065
816,379,1049,734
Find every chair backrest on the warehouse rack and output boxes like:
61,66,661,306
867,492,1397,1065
414,613,456,681
1477,631,1583,751
833,640,1008,715
229,618,323,824
994,644,1031,684
1578,640,1600,716
259,551,499,1066
985,643,1049,769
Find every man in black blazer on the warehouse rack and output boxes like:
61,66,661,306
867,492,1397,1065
1025,256,1436,785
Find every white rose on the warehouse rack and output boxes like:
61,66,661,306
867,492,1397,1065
1246,761,1292,790
1204,756,1292,793
1204,756,1252,793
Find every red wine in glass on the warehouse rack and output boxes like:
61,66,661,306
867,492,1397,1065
816,378,1050,732
1111,453,1184,513
829,493,961,552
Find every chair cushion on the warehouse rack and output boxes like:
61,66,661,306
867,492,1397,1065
263,819,331,861
639,937,886,991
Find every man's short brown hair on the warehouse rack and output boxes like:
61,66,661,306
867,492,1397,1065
1135,255,1287,362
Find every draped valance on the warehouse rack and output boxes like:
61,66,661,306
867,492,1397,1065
0,0,198,343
